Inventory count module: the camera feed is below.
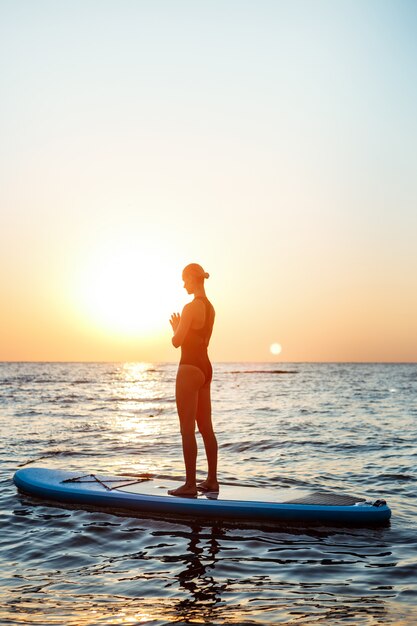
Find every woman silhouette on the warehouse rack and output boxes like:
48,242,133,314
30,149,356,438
169,263,219,497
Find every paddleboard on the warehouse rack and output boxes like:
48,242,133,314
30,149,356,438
13,467,391,526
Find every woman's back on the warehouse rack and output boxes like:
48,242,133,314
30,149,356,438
180,297,215,384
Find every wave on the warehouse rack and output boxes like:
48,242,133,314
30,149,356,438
104,396,174,403
376,473,416,482
229,370,298,374
18,449,83,467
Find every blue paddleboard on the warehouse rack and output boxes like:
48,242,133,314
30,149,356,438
13,467,391,526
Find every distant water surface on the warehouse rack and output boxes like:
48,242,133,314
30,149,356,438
1,362,417,625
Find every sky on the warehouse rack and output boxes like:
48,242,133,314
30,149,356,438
1,0,416,362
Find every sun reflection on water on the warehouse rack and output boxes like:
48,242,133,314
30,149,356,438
121,362,155,382
105,363,170,475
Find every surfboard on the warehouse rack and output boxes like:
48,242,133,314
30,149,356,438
13,467,391,526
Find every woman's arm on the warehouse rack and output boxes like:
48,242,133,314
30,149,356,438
206,307,215,345
170,303,194,348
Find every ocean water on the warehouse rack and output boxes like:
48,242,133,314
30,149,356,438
1,361,416,625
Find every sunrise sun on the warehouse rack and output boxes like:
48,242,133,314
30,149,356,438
270,342,282,355
73,237,179,337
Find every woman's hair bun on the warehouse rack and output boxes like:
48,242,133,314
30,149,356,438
183,263,210,280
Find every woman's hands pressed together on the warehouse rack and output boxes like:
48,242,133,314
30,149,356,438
170,312,181,332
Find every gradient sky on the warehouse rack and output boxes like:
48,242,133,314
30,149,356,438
1,0,416,362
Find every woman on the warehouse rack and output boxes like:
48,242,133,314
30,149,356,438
169,263,219,497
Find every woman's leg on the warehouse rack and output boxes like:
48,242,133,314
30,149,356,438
168,364,205,497
196,384,219,491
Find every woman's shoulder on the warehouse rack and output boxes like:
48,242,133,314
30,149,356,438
183,297,214,317
204,298,215,314
182,300,203,315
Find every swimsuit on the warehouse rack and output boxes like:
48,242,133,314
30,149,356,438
179,296,214,387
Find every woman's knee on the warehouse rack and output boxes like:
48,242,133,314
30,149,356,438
197,418,215,439
180,421,197,437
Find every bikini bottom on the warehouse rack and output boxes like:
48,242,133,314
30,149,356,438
179,357,212,388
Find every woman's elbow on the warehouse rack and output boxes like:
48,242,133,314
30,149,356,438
172,337,181,348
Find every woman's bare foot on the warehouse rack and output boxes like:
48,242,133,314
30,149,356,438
168,483,198,498
197,479,219,493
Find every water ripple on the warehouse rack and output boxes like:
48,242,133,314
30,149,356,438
1,361,417,625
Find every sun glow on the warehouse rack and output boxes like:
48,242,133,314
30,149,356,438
73,236,180,337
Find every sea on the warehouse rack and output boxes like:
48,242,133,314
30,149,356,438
1,361,416,625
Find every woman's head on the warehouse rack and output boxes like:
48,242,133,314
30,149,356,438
182,263,209,294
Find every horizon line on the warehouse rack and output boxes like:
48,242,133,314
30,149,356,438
0,360,416,365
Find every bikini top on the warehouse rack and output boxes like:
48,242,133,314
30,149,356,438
184,297,214,347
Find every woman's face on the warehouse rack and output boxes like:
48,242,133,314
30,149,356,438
182,271,196,294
